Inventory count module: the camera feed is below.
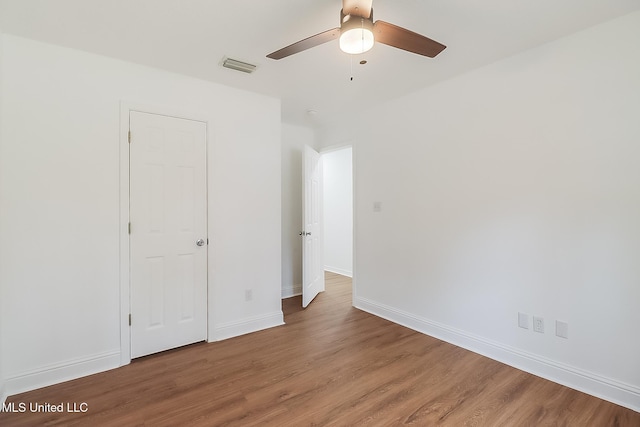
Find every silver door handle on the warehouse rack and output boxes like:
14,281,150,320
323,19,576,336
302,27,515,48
196,239,205,246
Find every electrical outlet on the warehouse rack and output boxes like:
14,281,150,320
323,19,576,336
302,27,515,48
245,289,253,302
533,316,544,333
518,312,529,329
556,320,569,339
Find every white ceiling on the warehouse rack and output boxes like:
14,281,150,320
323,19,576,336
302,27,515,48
0,0,638,130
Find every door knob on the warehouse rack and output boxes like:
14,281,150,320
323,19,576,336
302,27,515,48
196,239,205,247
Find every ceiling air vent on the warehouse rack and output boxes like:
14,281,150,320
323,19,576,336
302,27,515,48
221,57,257,74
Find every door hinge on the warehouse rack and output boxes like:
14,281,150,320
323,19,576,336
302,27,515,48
128,130,131,143
129,313,132,326
128,222,131,234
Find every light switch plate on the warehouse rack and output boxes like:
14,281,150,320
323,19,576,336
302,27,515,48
556,320,569,339
518,312,529,329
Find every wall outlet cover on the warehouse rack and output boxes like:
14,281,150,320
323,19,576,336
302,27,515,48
533,316,544,333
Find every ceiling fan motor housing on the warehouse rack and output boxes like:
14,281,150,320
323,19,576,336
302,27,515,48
341,8,374,31
340,9,375,54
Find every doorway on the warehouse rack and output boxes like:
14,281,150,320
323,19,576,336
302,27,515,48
301,145,353,309
280,142,353,309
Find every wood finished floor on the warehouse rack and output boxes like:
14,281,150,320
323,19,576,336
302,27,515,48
1,272,638,426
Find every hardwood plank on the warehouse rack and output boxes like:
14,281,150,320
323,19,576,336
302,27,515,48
1,272,638,426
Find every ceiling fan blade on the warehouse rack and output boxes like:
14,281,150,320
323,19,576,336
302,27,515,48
267,27,341,59
343,0,373,18
373,20,446,58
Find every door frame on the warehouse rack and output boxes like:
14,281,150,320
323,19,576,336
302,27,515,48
119,101,212,366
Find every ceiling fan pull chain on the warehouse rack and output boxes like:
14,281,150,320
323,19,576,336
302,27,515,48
350,54,354,81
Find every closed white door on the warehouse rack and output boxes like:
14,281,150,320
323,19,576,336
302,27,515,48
129,111,208,358
302,145,324,307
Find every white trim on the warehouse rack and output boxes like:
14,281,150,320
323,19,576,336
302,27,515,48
281,283,302,299
212,312,284,342
351,143,357,308
354,296,640,413
3,351,120,398
1,383,7,405
119,100,213,366
119,102,131,367
324,266,352,278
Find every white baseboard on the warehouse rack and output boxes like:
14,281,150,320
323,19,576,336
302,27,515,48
324,266,353,278
281,283,302,299
1,380,7,405
3,311,285,400
212,311,284,342
3,350,121,400
354,296,640,413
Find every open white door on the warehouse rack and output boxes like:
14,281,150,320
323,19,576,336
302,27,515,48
129,111,208,358
302,145,324,307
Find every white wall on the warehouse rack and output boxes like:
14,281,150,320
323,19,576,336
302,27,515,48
281,124,315,298
0,28,6,403
321,11,640,411
0,35,282,397
323,147,353,277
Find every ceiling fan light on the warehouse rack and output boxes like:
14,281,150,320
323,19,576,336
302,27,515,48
340,27,374,54
339,13,374,55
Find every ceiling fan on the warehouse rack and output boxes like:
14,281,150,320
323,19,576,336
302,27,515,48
266,0,446,60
